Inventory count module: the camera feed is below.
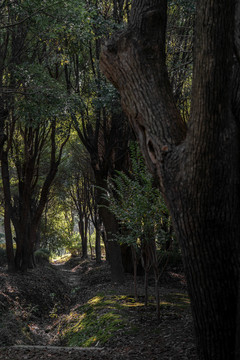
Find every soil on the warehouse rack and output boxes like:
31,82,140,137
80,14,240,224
0,258,198,359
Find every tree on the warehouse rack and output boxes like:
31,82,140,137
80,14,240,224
10,118,70,270
0,0,73,270
100,0,240,359
68,147,93,259
62,0,133,282
105,142,172,318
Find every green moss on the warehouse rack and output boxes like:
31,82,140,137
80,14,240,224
58,292,190,347
58,294,145,347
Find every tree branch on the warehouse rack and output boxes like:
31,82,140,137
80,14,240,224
100,0,186,173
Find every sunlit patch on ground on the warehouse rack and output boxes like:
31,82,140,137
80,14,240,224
57,292,190,347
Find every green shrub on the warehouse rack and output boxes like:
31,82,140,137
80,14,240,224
34,248,50,265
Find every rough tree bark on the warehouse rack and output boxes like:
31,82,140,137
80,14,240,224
100,0,240,359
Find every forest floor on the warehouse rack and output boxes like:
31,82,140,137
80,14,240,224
0,257,198,359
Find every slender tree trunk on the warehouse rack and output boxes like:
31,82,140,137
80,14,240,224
131,246,138,300
28,224,38,268
150,238,160,320
14,232,22,271
144,268,148,307
155,276,160,321
95,221,102,263
101,228,109,261
1,151,15,272
79,219,88,258
83,219,89,258
95,176,125,283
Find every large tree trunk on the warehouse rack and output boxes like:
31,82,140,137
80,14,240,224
14,220,38,271
100,0,240,358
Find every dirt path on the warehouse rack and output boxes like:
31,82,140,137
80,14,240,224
0,259,198,359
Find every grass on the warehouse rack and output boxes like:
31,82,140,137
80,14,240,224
58,294,145,347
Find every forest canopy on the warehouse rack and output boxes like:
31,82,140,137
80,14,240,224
2,0,240,359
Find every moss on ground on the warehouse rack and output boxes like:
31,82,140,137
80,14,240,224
58,294,144,347
57,292,191,347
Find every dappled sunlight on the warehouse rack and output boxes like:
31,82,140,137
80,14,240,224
87,296,103,305
50,254,72,265
121,302,145,308
83,336,97,347
117,295,145,308
58,294,141,347
0,258,196,358
58,290,192,349
58,292,190,348
163,292,191,310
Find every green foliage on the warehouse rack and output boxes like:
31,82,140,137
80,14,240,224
166,0,194,121
65,233,82,256
0,0,190,266
104,143,172,251
13,64,70,123
34,248,50,265
0,232,5,244
40,198,79,255
168,0,196,13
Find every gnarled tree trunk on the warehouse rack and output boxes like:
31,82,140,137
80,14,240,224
100,0,240,358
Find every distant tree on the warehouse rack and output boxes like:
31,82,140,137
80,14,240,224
0,0,75,270
60,0,133,282
88,180,102,263
10,118,70,270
